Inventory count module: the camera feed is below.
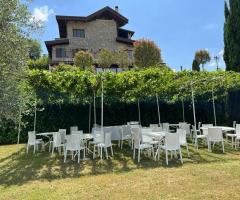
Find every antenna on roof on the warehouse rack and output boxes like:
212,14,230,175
115,6,119,13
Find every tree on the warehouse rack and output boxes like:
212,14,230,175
97,49,115,69
224,0,240,71
192,59,200,71
0,0,38,121
194,50,211,71
133,39,163,68
114,50,130,69
28,39,41,60
74,51,93,70
28,55,49,70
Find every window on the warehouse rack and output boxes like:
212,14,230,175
73,29,85,38
128,50,133,59
56,48,66,58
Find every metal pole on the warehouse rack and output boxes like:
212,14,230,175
89,103,91,133
93,90,96,126
34,99,37,132
156,94,161,125
182,98,185,122
191,82,197,136
138,99,141,125
101,78,103,129
212,88,217,126
17,106,22,151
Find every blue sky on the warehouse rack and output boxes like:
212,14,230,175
30,0,226,71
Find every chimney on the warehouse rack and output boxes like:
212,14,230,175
115,6,119,13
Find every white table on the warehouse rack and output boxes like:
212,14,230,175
36,132,57,149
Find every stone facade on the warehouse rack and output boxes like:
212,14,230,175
51,19,133,64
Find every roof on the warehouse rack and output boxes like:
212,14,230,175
45,39,69,57
57,6,129,38
116,37,135,45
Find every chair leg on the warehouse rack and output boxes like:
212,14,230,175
100,147,103,160
93,145,96,159
222,141,225,153
105,147,108,159
64,150,67,163
133,148,135,159
52,145,54,156
78,150,80,163
83,148,86,159
186,144,190,157
138,149,140,163
110,146,113,156
179,149,183,164
27,144,29,154
166,150,168,165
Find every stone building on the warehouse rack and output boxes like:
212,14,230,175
45,6,135,67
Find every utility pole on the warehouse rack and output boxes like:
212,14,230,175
214,56,219,71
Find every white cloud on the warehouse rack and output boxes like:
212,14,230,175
218,49,224,56
203,24,218,31
32,6,54,23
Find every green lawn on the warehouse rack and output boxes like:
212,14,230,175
0,142,240,200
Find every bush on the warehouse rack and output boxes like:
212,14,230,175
28,56,49,70
74,51,93,70
133,39,163,68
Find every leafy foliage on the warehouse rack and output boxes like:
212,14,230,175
133,39,163,68
28,39,41,60
194,50,211,71
192,59,200,71
74,51,93,70
28,55,49,70
224,0,240,71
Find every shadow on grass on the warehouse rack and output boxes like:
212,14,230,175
0,142,239,187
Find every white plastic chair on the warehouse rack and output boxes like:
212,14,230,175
93,132,113,160
132,127,153,163
160,132,183,165
177,129,190,157
235,129,240,149
227,124,240,148
59,129,66,144
89,130,104,149
64,134,85,163
51,132,64,155
192,125,206,151
162,123,170,132
121,125,131,149
27,131,44,154
207,127,224,153
70,126,78,134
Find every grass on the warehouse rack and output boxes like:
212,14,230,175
0,142,240,200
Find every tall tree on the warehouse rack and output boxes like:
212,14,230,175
0,0,38,121
133,39,163,68
28,39,41,60
224,0,240,71
192,59,200,71
194,50,211,71
74,50,93,70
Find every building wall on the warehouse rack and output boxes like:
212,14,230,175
51,19,133,63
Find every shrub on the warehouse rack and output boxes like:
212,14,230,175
133,39,163,68
28,56,49,70
74,51,93,70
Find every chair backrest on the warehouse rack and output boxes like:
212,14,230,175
207,128,223,141
236,124,240,135
122,125,131,136
65,134,82,150
179,122,187,129
53,132,62,146
71,130,83,135
104,132,112,147
165,132,180,151
93,130,104,143
28,131,36,145
92,127,102,134
162,123,170,132
70,126,78,134
131,127,141,136
59,129,66,143
198,122,202,130
177,129,187,144
202,124,213,128
133,131,141,149
150,124,159,128
233,121,237,128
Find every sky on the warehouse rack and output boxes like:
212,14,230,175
29,0,226,71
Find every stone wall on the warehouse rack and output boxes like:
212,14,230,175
51,19,133,63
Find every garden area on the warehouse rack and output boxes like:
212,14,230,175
1,0,240,199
